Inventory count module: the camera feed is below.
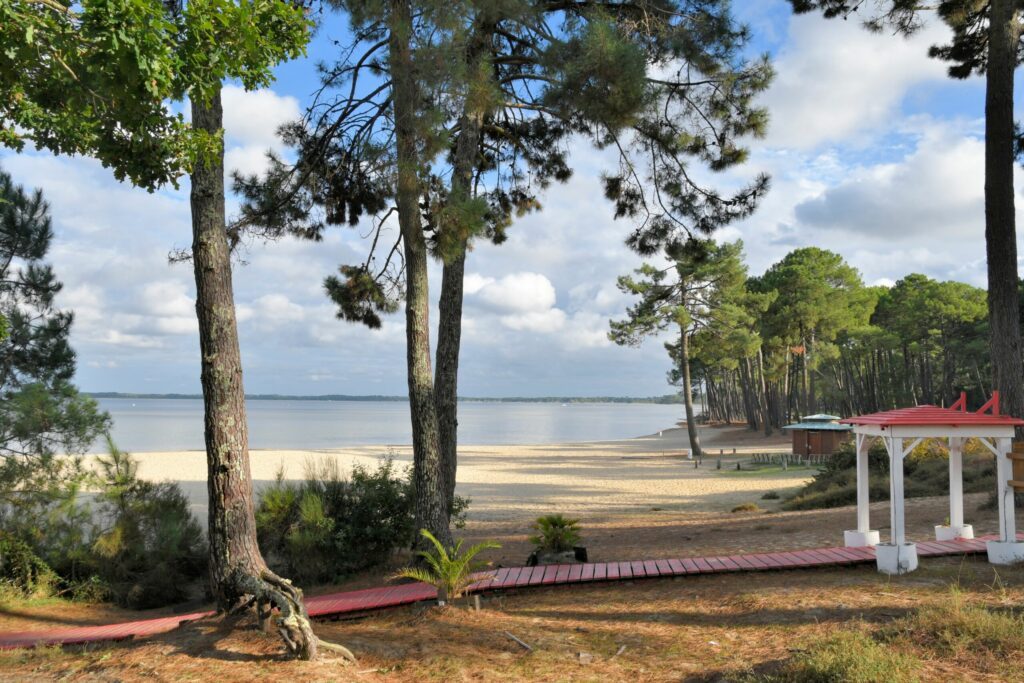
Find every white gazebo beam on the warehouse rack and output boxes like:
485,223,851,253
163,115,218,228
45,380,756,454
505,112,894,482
987,436,1024,565
844,432,879,547
875,434,918,575
936,436,974,541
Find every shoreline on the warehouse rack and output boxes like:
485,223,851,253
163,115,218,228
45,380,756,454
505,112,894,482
79,424,795,523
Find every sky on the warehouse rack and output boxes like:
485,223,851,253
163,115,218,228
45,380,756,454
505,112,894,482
0,0,1016,397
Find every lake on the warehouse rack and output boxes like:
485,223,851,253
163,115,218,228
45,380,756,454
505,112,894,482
94,398,685,453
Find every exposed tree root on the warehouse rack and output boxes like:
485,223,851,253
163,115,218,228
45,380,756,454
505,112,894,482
232,567,357,662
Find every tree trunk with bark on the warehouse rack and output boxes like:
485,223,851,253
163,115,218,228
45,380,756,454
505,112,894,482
679,327,703,457
389,0,452,548
435,21,492,514
190,88,348,661
985,0,1024,435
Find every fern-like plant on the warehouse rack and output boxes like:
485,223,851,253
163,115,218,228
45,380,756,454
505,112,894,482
393,529,499,606
529,514,581,553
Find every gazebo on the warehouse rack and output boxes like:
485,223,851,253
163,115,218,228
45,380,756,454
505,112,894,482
839,392,1024,575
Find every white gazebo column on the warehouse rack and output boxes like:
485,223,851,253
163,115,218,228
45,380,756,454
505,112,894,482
987,436,1024,565
844,433,880,547
876,435,918,575
936,436,974,541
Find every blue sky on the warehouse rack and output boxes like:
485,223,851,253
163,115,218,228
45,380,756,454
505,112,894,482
1,0,1017,396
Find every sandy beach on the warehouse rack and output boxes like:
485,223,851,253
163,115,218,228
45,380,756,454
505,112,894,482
96,424,795,523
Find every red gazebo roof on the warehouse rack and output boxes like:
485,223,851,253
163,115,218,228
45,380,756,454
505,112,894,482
840,392,1024,428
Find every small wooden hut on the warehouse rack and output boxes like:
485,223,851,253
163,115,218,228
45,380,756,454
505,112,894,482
782,414,853,457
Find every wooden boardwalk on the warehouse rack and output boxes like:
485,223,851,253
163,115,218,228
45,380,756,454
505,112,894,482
0,536,1007,650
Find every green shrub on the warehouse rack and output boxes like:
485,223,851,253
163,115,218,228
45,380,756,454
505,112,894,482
783,440,995,511
393,529,499,605
884,591,1024,660
731,502,761,513
88,443,207,609
0,438,206,608
528,514,582,553
0,533,57,599
772,630,921,683
256,454,469,584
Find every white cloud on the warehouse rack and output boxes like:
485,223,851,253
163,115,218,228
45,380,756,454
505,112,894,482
476,272,558,313
500,308,567,333
221,86,300,148
762,14,950,149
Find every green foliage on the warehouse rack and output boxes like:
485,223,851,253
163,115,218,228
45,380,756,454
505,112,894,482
1,0,311,188
89,439,206,609
236,0,772,324
0,532,57,599
0,438,205,608
255,455,469,584
783,440,995,511
884,590,1024,660
393,529,499,604
765,630,921,683
1,168,111,460
528,514,582,553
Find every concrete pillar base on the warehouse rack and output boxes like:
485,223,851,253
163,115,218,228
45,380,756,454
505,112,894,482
986,540,1024,565
934,524,974,541
875,543,918,575
844,529,880,547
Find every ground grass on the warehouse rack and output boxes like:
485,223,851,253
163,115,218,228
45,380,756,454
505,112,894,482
719,465,818,478
1,556,1022,681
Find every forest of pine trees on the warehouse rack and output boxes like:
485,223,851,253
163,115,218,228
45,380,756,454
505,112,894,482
690,246,994,431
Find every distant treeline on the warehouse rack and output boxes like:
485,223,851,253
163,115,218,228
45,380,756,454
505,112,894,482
87,392,684,404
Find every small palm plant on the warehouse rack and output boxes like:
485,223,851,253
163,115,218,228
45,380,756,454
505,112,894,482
394,529,499,606
529,514,582,553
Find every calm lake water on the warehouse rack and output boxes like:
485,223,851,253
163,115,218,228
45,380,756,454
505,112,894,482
94,398,685,453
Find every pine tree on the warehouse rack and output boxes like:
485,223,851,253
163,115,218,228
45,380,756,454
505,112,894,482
0,169,110,460
234,0,772,542
1,0,334,659
609,240,752,456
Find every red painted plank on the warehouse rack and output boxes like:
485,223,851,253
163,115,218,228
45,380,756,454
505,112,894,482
643,560,661,577
541,565,558,584
729,554,758,570
693,557,715,572
606,562,620,580
667,558,687,575
629,561,646,578
705,556,731,572
568,564,584,582
581,564,595,581
499,567,520,588
594,563,608,580
655,559,673,575
619,562,634,579
529,566,547,586
681,558,700,573
515,567,534,587
555,565,571,583
743,554,772,569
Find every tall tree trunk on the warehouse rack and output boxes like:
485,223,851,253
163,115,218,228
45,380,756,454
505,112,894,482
757,347,773,435
191,88,328,660
436,251,465,515
389,0,452,548
435,24,489,511
985,0,1024,435
680,327,703,457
